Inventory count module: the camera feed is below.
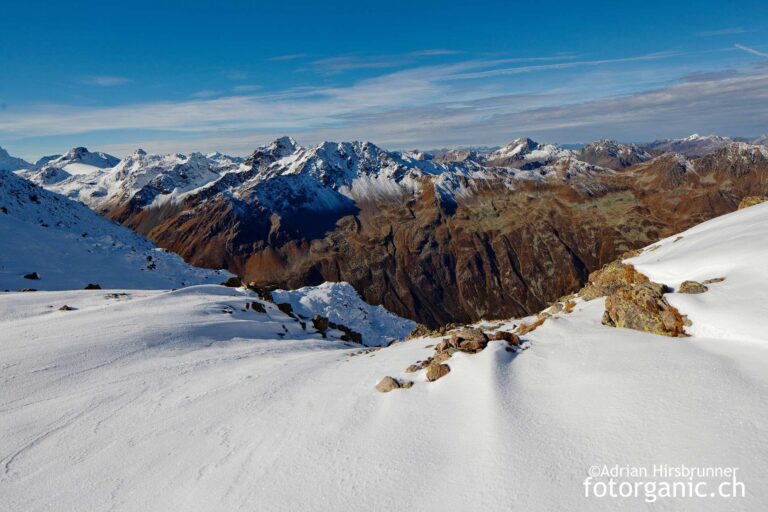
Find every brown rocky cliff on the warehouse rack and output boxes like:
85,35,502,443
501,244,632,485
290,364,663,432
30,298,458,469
104,149,768,328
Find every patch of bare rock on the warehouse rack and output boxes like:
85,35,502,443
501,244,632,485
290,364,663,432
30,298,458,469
375,376,414,393
579,260,689,337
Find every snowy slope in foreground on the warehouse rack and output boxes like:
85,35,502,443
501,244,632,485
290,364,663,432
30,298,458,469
2,205,768,510
628,201,768,344
0,170,228,290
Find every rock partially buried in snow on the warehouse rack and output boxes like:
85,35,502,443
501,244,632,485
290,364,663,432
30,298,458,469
426,363,451,382
375,376,412,393
222,276,242,287
678,280,708,294
602,282,687,337
83,283,101,290
580,261,651,301
450,328,489,353
311,314,330,334
493,330,520,345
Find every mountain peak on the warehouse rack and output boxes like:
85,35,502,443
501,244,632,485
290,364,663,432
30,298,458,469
0,146,33,171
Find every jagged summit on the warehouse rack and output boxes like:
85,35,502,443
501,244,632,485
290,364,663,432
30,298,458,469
577,139,652,169
485,137,572,168
0,146,33,171
52,147,120,169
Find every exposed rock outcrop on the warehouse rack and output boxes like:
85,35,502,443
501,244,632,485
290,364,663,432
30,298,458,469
602,282,687,337
581,260,689,336
738,196,767,209
678,281,708,294
426,363,451,382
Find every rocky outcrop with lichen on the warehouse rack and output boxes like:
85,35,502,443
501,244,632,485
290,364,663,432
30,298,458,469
580,260,688,337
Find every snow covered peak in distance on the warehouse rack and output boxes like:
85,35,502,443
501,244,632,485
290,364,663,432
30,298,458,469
485,137,573,168
0,146,33,171
30,149,242,211
644,133,734,157
0,169,229,291
49,146,120,173
34,154,62,168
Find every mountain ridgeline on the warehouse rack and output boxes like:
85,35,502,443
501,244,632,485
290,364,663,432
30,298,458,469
11,135,768,327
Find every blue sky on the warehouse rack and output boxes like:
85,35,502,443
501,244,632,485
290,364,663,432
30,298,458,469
1,0,767,159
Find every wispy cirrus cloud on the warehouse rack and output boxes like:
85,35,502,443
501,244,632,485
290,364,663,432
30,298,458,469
443,51,678,80
269,53,308,61
82,75,132,87
409,49,463,57
735,44,768,58
5,50,767,157
308,55,404,74
695,27,747,37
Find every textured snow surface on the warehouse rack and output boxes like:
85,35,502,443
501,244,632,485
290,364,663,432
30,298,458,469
271,282,416,346
0,170,229,290
628,201,768,344
2,204,768,510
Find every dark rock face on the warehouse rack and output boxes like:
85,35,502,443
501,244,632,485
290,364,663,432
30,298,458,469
103,144,768,327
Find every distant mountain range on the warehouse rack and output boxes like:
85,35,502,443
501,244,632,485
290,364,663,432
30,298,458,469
2,133,767,325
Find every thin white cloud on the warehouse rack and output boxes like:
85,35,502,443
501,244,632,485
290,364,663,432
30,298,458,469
269,53,308,61
443,52,679,80
309,55,403,73
409,49,463,57
83,76,132,87
696,27,747,37
735,44,768,58
5,52,767,153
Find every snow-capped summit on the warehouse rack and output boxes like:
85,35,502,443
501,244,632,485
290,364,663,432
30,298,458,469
645,133,734,157
58,150,238,210
485,138,573,168
50,147,120,173
0,146,32,172
206,151,244,166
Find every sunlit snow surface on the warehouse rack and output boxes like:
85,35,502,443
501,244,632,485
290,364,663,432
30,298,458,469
2,205,768,510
